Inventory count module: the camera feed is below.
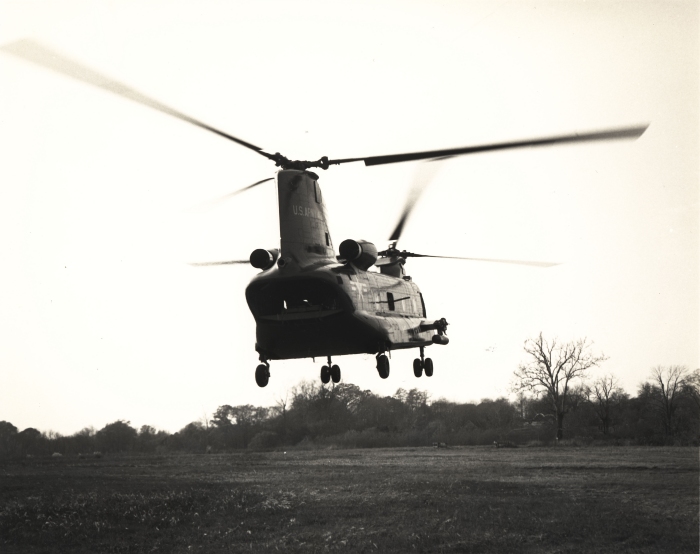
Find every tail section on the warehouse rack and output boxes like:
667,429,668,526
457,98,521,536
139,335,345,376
277,170,336,268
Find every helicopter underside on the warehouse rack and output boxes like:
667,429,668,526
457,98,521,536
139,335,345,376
254,309,433,361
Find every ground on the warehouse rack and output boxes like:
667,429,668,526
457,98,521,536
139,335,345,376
1,446,697,553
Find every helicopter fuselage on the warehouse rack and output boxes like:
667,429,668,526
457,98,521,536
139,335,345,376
244,169,440,362
246,262,434,360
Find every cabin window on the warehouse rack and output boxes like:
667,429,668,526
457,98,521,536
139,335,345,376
314,181,322,204
419,293,426,318
387,292,395,311
325,232,330,246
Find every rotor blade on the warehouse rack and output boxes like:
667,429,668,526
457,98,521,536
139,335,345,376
187,177,273,213
327,125,648,167
389,161,443,244
189,260,250,266
1,39,274,159
405,253,559,267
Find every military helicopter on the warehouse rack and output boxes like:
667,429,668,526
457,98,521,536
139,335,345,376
2,40,648,388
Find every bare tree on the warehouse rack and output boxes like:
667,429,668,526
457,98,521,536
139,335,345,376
592,374,627,434
199,412,211,431
514,392,531,420
271,394,290,438
648,365,690,438
513,333,607,440
683,368,700,410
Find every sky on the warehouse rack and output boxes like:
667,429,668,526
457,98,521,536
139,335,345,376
0,0,697,435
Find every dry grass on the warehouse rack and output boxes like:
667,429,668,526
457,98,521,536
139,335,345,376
1,446,697,553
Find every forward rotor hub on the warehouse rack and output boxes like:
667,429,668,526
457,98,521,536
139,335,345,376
271,154,330,171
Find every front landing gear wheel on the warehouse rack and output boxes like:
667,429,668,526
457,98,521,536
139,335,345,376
413,358,423,377
424,358,434,377
331,364,341,383
255,364,270,387
377,354,390,379
321,365,331,384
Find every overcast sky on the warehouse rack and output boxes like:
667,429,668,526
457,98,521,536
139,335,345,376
0,0,697,435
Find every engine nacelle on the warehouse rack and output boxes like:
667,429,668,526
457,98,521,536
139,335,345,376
250,248,279,270
339,239,378,270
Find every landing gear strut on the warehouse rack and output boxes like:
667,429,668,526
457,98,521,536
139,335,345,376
255,359,270,388
321,356,341,384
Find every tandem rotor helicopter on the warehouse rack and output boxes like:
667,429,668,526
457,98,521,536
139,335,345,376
3,40,648,388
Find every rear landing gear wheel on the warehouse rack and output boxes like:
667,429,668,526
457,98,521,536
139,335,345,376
424,358,434,377
321,365,331,384
255,364,270,387
331,364,341,383
377,354,390,379
413,358,423,378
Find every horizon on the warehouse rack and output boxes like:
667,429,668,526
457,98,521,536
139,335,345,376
4,363,694,436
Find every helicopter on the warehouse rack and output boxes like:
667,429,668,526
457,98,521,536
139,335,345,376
2,39,648,388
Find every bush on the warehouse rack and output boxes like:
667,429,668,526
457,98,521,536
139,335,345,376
248,431,280,450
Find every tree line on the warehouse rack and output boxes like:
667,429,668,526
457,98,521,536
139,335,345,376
2,361,697,458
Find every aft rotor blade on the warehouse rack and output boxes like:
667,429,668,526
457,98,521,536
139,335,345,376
328,125,648,167
189,260,250,266
187,177,273,212
406,253,559,267
1,39,274,159
389,162,443,243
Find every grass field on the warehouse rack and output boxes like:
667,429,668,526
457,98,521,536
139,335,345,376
1,446,697,553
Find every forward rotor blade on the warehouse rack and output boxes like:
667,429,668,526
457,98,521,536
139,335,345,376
189,260,250,266
405,253,559,267
389,161,443,243
1,39,273,159
187,177,273,212
328,125,648,167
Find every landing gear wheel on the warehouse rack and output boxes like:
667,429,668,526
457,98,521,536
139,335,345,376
413,358,423,377
321,365,331,384
377,354,390,379
424,358,434,377
331,364,341,383
255,364,270,388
